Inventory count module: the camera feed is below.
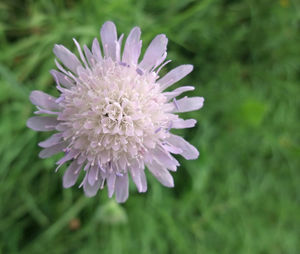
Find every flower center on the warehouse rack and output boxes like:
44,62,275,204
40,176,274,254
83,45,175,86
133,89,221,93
59,59,171,169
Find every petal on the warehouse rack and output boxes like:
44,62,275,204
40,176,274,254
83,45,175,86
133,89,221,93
171,96,204,113
100,21,118,60
38,133,62,148
166,134,199,160
56,123,68,131
129,166,147,193
83,176,101,197
122,27,142,65
77,153,86,165
163,86,195,101
161,142,183,154
34,108,59,116
139,34,168,72
56,149,79,167
152,147,179,172
27,116,59,132
92,38,102,62
39,142,67,159
115,173,129,203
146,159,174,187
73,38,88,68
158,65,193,91
107,173,116,198
88,165,99,186
152,52,167,71
83,45,95,67
116,33,124,62
139,170,147,192
53,44,81,74
63,160,82,188
30,90,59,111
54,59,77,82
155,59,171,75
50,70,74,88
172,119,197,129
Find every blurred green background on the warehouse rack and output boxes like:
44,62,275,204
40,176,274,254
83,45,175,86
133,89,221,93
0,0,299,253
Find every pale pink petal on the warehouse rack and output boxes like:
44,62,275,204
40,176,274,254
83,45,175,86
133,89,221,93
63,160,82,188
158,65,193,91
166,134,199,160
163,86,195,101
122,27,142,65
139,34,168,72
100,21,118,60
171,96,204,113
146,160,174,187
115,173,129,203
30,90,59,111
53,44,81,74
27,116,59,132
38,133,62,148
172,119,197,129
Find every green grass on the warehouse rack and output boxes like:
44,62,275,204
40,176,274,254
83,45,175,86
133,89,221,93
0,0,299,253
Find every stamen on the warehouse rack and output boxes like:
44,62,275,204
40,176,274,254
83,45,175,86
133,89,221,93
155,127,162,133
136,68,143,75
166,121,173,132
119,62,129,67
173,98,179,110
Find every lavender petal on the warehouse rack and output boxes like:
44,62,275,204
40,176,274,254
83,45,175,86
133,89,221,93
122,27,142,65
166,134,199,160
139,34,168,72
100,21,118,60
30,90,60,111
115,173,129,203
158,65,193,91
27,116,58,132
146,160,174,188
170,96,204,113
53,44,81,74
63,160,82,188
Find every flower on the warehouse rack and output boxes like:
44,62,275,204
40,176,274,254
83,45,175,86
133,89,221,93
27,21,204,203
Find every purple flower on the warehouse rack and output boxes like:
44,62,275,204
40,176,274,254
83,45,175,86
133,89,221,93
27,21,204,203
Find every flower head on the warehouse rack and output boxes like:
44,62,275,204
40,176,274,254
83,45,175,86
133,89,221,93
27,21,204,202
